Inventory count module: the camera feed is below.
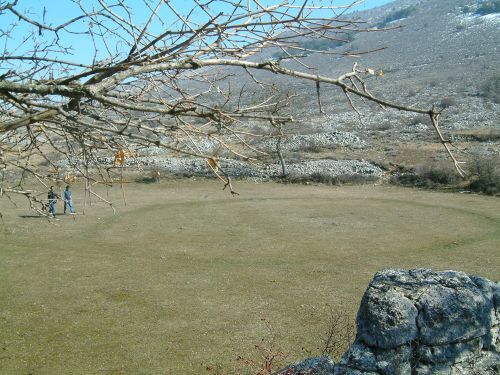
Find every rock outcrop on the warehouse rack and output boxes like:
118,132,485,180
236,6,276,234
280,269,499,375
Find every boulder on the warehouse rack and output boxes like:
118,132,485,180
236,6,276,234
281,269,499,375
276,356,336,375
343,269,499,375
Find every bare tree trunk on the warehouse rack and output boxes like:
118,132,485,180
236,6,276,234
276,138,288,178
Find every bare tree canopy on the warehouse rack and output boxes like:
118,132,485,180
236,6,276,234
0,0,464,215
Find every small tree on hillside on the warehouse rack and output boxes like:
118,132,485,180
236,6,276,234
0,0,463,215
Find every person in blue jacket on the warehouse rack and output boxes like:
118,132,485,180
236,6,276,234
63,185,75,214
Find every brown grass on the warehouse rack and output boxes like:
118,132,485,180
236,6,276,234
0,180,499,374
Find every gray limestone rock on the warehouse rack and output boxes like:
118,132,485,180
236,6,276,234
413,363,453,375
356,286,418,349
276,356,336,375
416,283,492,345
282,269,499,375
338,343,377,372
417,338,482,365
373,345,412,375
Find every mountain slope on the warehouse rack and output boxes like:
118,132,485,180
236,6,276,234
259,0,500,170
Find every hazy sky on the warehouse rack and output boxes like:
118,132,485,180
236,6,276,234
3,1,397,36
1,0,396,72
5,0,396,26
353,0,394,10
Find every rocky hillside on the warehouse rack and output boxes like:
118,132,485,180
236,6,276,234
264,0,500,165
114,0,500,183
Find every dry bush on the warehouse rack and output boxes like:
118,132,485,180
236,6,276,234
476,0,500,15
409,114,429,126
320,310,356,361
480,74,500,103
390,162,461,188
135,168,163,184
208,307,356,375
451,128,500,143
439,97,457,109
374,122,392,132
206,318,289,375
467,155,500,196
284,172,379,186
407,88,418,97
376,6,417,28
300,140,327,154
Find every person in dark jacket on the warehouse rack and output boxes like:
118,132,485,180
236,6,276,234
48,186,58,217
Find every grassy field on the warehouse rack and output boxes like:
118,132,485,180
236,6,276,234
1,180,499,374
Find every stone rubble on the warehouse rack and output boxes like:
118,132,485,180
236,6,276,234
55,127,384,182
58,156,384,181
258,131,367,152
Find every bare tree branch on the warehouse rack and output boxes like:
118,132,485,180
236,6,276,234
0,0,464,216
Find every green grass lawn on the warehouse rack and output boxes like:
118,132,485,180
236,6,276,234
1,180,499,374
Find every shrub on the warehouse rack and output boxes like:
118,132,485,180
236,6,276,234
467,155,500,195
418,163,459,185
207,318,289,375
134,168,162,183
272,50,289,60
409,114,428,126
302,145,324,154
321,309,355,361
439,97,457,108
299,33,354,52
480,74,500,103
211,308,355,374
451,129,500,142
272,33,354,59
284,172,379,185
476,0,500,15
391,162,460,188
377,6,417,28
474,129,500,142
375,122,392,131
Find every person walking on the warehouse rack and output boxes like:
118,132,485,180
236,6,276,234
63,185,75,214
48,186,58,217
